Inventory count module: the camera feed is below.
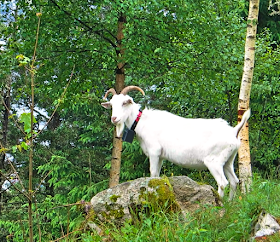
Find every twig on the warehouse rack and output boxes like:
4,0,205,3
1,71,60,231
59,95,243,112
1,99,26,135
88,151,92,186
34,65,75,138
67,199,70,242
0,142,26,191
27,12,42,242
49,0,117,48
34,201,42,242
33,169,53,195
59,213,65,238
50,228,83,242
0,170,30,200
19,215,27,241
50,201,83,210
6,156,26,192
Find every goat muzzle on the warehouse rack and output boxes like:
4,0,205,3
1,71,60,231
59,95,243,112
111,116,119,124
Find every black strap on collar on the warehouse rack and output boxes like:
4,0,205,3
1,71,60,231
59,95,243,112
130,109,142,131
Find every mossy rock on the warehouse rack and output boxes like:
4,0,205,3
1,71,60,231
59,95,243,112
89,176,219,228
109,194,121,203
138,176,180,213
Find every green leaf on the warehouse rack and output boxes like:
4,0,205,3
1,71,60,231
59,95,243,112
16,54,31,65
20,141,29,151
19,112,37,133
12,146,17,153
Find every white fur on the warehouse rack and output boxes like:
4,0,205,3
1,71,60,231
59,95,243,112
102,94,251,199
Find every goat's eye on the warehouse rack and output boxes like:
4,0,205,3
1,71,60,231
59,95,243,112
122,100,131,106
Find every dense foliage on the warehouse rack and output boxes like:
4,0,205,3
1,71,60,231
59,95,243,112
0,0,279,241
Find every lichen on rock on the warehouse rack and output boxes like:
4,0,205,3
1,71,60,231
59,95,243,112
109,194,121,203
101,202,125,220
138,176,180,213
89,176,220,229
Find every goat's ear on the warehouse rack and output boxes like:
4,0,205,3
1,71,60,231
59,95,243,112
122,99,133,106
101,102,112,109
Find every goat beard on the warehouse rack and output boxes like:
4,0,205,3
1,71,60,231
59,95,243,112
115,122,125,137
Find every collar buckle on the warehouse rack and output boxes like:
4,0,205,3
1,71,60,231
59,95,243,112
122,109,142,143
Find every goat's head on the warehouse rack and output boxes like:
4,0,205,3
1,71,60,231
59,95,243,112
101,86,145,137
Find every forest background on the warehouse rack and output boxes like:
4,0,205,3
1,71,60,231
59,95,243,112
0,0,280,241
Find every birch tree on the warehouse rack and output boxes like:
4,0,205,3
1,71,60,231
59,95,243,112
238,0,260,193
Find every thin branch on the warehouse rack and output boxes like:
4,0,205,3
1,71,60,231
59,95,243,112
50,228,83,242
34,201,42,242
58,210,66,238
27,12,42,242
34,65,75,138
49,0,117,48
50,201,83,210
6,157,26,191
31,13,41,66
52,49,93,54
67,199,70,242
33,108,49,119
0,141,26,191
1,99,26,135
19,215,27,241
33,169,53,196
0,171,30,200
102,28,118,41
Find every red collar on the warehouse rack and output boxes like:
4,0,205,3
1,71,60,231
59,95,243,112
131,109,142,131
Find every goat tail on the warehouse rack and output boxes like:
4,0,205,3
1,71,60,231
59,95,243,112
234,108,251,138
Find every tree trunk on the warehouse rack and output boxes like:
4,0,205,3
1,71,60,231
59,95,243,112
0,77,11,215
109,14,126,188
238,0,260,194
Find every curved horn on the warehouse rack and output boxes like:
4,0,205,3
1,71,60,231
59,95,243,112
103,88,117,100
121,86,145,96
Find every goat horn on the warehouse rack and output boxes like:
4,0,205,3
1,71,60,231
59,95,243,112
103,88,117,100
121,86,145,96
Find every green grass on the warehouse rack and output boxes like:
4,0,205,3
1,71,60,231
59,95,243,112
82,174,280,242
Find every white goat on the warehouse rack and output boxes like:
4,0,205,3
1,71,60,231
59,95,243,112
101,86,251,199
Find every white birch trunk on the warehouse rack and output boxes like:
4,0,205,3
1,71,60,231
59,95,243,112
238,0,260,194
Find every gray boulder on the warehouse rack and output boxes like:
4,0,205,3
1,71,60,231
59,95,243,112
253,210,280,239
89,176,220,226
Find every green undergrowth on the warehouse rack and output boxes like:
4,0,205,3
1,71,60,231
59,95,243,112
81,174,280,242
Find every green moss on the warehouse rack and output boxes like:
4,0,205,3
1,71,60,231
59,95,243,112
100,202,125,220
139,176,180,214
148,175,172,189
109,194,121,203
87,209,97,221
210,188,223,206
104,195,124,219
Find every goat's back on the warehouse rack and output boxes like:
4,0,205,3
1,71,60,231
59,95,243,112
136,109,239,169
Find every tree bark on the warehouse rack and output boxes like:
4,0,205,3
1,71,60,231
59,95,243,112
238,0,260,194
0,77,11,215
109,14,126,188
